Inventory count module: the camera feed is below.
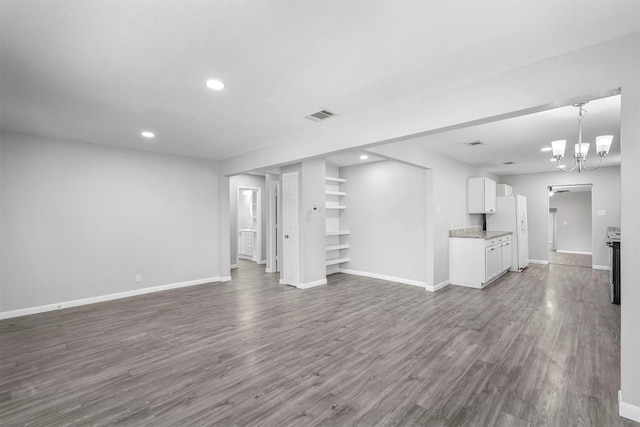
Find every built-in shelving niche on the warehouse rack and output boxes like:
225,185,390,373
325,175,349,275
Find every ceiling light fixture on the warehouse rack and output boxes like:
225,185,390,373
141,131,155,138
359,155,369,160
550,102,613,173
206,79,225,90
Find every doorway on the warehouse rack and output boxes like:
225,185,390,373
548,184,592,268
237,186,261,264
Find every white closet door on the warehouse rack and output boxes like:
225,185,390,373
281,172,299,285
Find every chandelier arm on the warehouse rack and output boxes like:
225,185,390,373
556,158,578,172
581,156,604,171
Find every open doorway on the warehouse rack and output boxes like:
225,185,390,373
237,186,261,264
548,184,592,268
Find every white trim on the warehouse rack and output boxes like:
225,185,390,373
296,279,328,289
557,250,592,255
258,260,267,265
425,280,450,293
339,268,426,288
265,268,275,273
529,259,549,265
0,277,225,320
230,263,238,269
592,264,610,271
619,391,640,423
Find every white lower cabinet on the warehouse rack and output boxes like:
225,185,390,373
449,233,512,289
500,241,512,274
485,245,500,283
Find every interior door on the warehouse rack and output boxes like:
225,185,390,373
281,172,299,285
549,209,557,251
518,196,529,267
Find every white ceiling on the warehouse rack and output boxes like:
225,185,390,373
1,1,638,172
326,151,384,168
403,94,621,175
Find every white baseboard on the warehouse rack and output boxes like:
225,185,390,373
592,265,610,271
425,280,450,293
257,260,267,265
529,259,549,265
619,391,640,422
0,277,226,320
339,268,426,289
557,250,592,255
230,263,238,269
296,279,328,289
265,267,274,273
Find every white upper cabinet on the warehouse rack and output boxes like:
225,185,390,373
468,177,496,214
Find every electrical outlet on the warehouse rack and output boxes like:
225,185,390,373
136,274,142,283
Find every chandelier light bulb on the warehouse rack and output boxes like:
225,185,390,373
596,135,613,155
551,140,566,158
574,143,590,158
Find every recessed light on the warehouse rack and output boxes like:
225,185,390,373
360,155,369,160
541,147,552,152
206,79,225,90
141,131,155,138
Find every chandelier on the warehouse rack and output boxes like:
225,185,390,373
551,102,613,173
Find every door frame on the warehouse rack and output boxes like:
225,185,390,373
266,179,280,273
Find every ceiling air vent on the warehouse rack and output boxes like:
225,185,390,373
305,110,335,122
503,161,515,165
464,140,484,147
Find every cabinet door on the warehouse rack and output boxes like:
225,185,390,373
501,242,512,272
485,246,499,282
469,177,497,214
485,179,496,213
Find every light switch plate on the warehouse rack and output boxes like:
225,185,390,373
597,210,606,216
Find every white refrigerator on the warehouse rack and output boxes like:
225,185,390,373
487,195,529,271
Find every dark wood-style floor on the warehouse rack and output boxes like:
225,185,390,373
1,261,636,426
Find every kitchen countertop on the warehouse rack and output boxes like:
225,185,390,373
450,230,512,239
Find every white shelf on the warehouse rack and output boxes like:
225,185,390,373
326,231,350,236
326,244,350,251
326,174,348,274
325,257,350,266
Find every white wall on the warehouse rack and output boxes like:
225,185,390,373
501,167,619,268
300,158,327,286
366,144,495,286
340,160,427,285
549,191,592,254
0,132,223,313
229,174,266,266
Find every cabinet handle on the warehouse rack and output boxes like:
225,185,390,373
285,234,289,239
